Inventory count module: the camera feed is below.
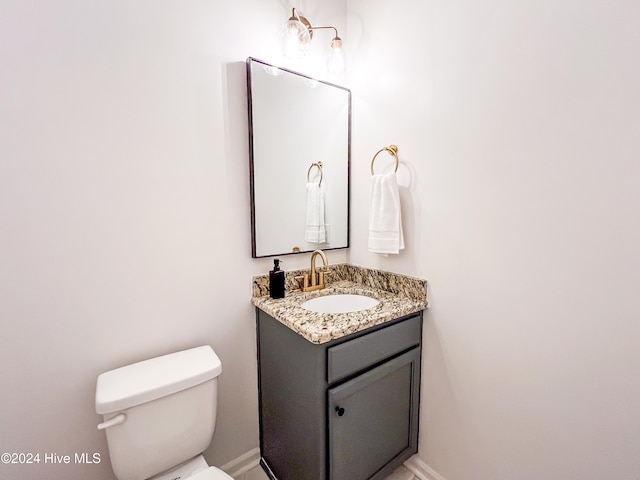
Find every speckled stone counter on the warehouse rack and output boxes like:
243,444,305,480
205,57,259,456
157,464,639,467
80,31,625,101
252,263,428,344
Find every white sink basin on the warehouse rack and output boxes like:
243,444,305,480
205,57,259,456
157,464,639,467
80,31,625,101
300,294,380,314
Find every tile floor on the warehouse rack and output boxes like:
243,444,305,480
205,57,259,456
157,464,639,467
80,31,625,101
237,464,416,480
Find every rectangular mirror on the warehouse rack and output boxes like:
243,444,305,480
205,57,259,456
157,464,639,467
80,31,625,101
247,57,351,258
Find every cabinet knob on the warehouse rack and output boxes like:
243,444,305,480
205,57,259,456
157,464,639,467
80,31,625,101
335,406,345,417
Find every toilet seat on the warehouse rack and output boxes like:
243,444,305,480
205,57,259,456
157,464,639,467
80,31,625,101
190,466,234,480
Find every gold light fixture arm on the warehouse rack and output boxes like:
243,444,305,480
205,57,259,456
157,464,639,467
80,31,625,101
309,25,340,39
290,8,313,39
290,7,341,39
281,7,345,74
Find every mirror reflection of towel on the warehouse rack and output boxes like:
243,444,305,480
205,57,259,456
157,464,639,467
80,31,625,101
305,181,327,243
368,172,404,254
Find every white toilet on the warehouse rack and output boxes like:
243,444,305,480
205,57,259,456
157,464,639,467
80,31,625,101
95,345,233,480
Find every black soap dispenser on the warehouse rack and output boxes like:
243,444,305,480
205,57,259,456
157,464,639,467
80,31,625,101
269,259,285,299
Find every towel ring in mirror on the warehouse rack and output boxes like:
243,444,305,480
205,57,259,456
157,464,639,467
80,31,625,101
307,161,323,186
371,145,399,175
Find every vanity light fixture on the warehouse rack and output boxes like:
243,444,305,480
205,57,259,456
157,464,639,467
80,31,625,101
278,8,346,74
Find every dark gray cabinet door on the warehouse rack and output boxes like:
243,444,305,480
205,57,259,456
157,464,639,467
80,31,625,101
328,348,420,480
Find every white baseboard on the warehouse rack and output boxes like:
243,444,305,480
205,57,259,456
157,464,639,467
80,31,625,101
219,447,261,478
219,449,445,480
404,454,447,480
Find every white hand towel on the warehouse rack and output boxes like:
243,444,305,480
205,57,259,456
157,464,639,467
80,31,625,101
305,181,327,243
368,172,404,254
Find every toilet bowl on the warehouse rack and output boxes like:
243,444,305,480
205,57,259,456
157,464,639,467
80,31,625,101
95,346,233,480
148,455,231,480
191,467,234,480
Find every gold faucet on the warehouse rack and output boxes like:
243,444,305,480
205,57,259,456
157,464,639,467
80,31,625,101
302,250,328,292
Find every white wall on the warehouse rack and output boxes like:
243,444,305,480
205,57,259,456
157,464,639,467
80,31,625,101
0,1,346,479
347,1,640,479
4,1,639,479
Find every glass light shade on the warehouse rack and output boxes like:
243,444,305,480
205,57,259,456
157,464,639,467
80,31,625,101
278,19,311,59
326,37,345,74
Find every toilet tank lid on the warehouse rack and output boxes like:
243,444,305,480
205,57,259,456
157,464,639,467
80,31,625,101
95,345,222,415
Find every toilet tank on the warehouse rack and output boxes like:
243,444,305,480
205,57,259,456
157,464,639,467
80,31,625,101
95,346,223,480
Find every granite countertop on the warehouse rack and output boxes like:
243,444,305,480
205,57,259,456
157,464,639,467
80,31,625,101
252,264,428,344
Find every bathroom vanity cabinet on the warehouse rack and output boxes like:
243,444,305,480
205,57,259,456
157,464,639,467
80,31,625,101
256,309,422,480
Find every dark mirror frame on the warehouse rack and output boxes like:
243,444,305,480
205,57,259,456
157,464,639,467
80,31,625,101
247,57,351,258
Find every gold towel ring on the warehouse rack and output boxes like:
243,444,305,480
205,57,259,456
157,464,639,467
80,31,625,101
371,145,399,175
307,161,323,186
